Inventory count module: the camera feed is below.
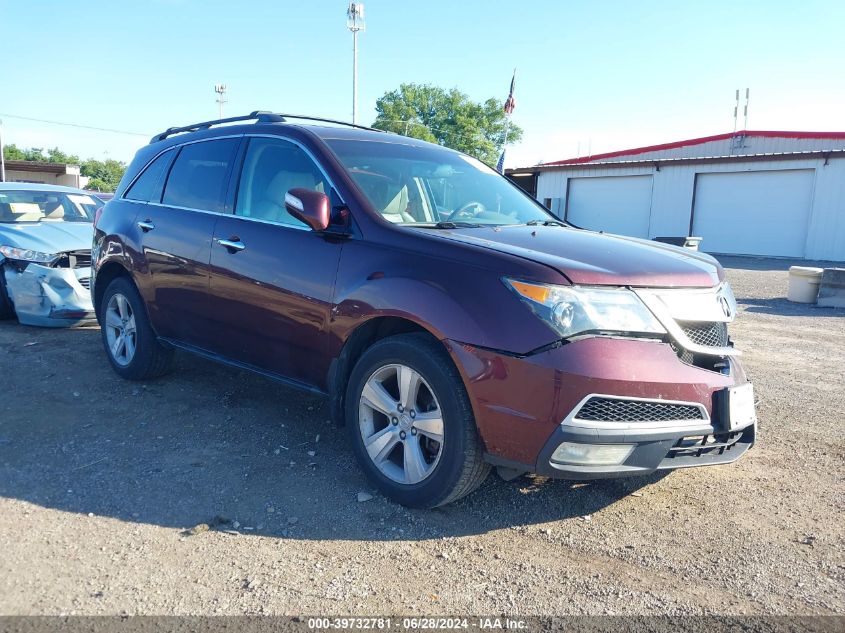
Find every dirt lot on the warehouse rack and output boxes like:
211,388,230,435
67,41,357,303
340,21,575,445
0,257,843,616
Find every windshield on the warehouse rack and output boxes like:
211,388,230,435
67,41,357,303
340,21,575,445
326,139,554,226
0,190,101,223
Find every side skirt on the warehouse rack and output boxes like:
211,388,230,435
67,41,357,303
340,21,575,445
159,337,329,397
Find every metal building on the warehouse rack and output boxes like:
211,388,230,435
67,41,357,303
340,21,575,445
508,131,845,260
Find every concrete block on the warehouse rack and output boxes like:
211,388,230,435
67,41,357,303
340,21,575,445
817,268,845,308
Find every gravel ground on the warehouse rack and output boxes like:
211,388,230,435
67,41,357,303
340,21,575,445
0,257,843,616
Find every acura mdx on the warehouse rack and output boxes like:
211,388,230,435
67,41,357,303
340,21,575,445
92,112,757,507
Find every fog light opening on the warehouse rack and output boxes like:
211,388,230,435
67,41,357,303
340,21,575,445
550,442,635,466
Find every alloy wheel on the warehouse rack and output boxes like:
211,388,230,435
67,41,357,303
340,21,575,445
358,363,444,484
104,293,137,367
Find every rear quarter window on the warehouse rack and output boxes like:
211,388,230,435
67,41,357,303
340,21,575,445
161,138,239,213
124,149,174,202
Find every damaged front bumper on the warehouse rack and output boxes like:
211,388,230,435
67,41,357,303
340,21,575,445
445,336,754,478
2,261,96,327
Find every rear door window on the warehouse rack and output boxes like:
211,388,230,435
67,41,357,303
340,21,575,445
162,138,239,213
124,149,174,202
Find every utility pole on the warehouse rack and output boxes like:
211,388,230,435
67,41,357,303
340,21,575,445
214,84,228,119
346,3,365,124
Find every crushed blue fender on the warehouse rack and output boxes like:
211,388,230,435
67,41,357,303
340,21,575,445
3,262,96,327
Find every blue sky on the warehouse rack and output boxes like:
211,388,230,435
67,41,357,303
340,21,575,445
2,0,843,167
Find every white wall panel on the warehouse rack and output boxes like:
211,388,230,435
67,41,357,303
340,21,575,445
566,175,653,238
692,170,815,257
805,159,845,261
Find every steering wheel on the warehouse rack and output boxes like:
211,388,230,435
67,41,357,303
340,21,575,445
448,201,485,221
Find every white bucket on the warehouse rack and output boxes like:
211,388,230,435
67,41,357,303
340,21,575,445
787,266,824,303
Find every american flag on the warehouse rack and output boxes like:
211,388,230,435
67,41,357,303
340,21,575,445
496,148,506,174
498,70,516,173
503,70,516,115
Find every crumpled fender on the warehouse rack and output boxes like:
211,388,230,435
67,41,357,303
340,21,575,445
3,263,95,328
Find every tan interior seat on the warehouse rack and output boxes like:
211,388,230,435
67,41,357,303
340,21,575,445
44,202,64,220
11,211,45,222
252,171,323,224
380,186,414,223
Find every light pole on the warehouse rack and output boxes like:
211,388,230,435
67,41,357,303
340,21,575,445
214,84,228,119
346,2,365,124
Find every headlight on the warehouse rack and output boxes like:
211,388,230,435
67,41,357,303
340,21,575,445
0,245,59,264
503,278,666,339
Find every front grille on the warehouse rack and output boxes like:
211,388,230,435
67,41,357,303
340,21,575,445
575,397,706,423
78,277,91,290
68,250,92,269
678,320,729,348
54,249,92,270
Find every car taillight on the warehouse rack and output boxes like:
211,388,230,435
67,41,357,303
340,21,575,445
93,206,104,227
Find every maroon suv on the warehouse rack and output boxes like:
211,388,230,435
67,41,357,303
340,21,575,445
92,112,757,507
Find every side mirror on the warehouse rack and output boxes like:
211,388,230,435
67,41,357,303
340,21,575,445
284,188,330,231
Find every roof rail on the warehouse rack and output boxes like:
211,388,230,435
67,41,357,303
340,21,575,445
272,113,389,134
150,111,390,144
150,110,285,143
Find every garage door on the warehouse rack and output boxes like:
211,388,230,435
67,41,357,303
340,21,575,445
566,175,653,238
692,169,814,257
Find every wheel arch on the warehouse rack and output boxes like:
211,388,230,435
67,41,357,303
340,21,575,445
327,315,450,426
93,261,134,321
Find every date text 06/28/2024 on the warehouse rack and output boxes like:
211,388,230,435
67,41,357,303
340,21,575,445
306,617,528,630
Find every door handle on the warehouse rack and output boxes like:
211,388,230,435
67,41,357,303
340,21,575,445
216,238,245,252
137,219,155,232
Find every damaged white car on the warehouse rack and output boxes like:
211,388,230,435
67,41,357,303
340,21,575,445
0,183,103,327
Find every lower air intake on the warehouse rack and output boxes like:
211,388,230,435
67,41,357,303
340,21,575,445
575,397,706,423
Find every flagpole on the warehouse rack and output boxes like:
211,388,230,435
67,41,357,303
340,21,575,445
498,68,516,174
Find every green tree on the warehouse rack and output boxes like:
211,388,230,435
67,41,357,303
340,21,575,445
45,147,80,165
3,143,126,192
2,143,28,161
83,177,112,193
372,83,522,167
81,158,125,192
3,143,52,162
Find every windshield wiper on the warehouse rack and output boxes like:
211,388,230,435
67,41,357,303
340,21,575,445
526,219,566,227
415,221,483,229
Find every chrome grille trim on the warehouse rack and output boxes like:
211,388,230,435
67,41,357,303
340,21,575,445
563,393,711,432
634,283,740,357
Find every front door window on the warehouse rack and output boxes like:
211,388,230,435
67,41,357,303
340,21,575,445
235,138,330,227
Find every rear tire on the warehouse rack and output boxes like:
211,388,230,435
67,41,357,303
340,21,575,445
346,333,491,508
100,276,174,380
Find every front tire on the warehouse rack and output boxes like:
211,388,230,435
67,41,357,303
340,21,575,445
346,333,491,508
100,276,174,380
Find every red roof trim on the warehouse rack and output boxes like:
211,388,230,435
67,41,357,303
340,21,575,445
543,130,845,166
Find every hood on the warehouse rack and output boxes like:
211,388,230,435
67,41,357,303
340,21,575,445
0,221,94,254
427,225,723,288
